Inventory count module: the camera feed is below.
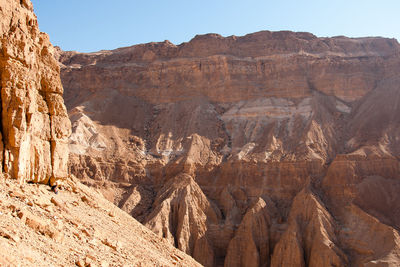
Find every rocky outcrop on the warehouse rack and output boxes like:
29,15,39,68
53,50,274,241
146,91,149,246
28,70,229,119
144,173,221,267
60,31,400,266
271,188,347,267
224,197,276,267
0,0,70,184
60,32,400,104
0,1,203,266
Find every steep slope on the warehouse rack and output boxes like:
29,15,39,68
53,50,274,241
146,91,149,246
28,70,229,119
144,173,221,267
0,1,203,266
60,31,400,266
224,197,276,267
271,187,347,267
0,0,70,184
0,174,201,266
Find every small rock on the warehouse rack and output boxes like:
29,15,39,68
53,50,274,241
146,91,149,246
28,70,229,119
102,238,122,251
111,219,121,225
49,230,64,243
44,206,54,213
173,253,183,260
81,195,98,208
8,190,25,200
0,229,20,243
75,259,85,267
19,186,26,193
7,205,17,212
81,228,91,237
51,197,61,207
25,213,48,233
17,211,27,223
68,219,79,227
22,210,60,240
170,254,179,262
81,195,90,203
73,232,82,240
34,197,51,208
71,185,79,194
50,197,68,213
86,254,96,262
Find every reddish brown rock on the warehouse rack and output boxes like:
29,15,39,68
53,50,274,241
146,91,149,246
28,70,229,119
144,173,221,266
224,197,276,267
0,0,71,184
60,31,400,266
0,1,203,266
271,188,347,267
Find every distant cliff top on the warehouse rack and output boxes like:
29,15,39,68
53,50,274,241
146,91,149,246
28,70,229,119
59,30,400,66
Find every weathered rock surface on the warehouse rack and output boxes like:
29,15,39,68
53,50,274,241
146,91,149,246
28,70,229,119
225,197,276,267
145,173,221,267
60,31,400,266
271,187,347,267
0,173,201,266
0,1,203,266
0,0,70,184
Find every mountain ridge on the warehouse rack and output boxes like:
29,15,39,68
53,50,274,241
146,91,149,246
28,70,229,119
60,29,400,266
58,30,400,57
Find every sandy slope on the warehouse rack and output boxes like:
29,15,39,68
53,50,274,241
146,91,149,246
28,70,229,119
0,174,200,266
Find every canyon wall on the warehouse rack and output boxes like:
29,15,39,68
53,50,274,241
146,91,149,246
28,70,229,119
0,0,70,184
0,2,205,266
60,31,400,266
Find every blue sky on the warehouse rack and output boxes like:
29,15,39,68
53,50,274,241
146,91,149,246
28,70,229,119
31,0,400,53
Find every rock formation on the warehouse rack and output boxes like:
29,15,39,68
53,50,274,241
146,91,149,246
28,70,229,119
0,173,201,266
60,31,400,266
271,187,347,267
0,1,205,266
145,173,221,267
225,197,275,267
0,0,70,184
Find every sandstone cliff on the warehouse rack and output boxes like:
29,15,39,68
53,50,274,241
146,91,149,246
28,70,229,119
0,0,70,184
60,31,400,266
0,1,204,266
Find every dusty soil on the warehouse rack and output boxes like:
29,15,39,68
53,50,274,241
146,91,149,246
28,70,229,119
0,175,200,266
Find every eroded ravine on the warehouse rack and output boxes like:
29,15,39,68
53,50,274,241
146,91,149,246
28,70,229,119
60,31,400,266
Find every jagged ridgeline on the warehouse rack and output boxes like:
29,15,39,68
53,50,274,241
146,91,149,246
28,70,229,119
2,0,400,265
61,28,400,266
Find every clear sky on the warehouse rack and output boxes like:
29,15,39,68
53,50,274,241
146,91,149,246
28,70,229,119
31,0,400,53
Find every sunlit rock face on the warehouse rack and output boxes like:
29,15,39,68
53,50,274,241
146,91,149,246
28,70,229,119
0,0,71,184
60,31,400,266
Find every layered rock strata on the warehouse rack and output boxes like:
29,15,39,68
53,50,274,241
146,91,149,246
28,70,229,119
0,0,70,184
60,31,400,266
0,1,203,266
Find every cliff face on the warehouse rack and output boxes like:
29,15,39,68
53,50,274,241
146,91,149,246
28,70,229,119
0,1,203,266
0,0,70,184
60,31,400,266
